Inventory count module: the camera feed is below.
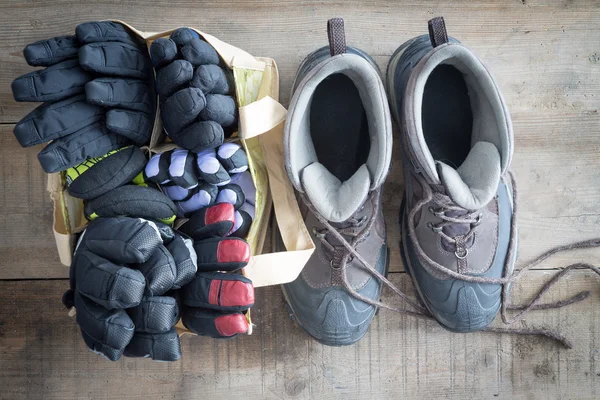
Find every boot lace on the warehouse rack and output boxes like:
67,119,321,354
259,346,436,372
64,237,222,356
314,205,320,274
427,193,483,257
312,213,367,269
301,171,600,349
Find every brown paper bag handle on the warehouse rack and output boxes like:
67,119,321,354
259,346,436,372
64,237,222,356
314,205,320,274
237,94,315,288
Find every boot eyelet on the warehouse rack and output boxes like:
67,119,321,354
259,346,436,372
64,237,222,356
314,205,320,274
330,260,341,270
429,206,444,218
427,222,442,233
455,248,468,259
312,227,326,239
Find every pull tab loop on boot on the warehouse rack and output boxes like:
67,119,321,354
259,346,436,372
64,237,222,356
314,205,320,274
327,18,347,56
428,16,449,47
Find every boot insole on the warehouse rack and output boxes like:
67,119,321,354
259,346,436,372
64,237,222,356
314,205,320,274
310,74,370,182
422,65,472,168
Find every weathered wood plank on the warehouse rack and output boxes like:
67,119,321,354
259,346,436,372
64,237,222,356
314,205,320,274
0,271,598,399
0,125,63,278
0,0,599,122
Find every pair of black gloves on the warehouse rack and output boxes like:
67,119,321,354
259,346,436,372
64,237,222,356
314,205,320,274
11,23,238,173
64,202,254,361
11,21,155,173
150,28,237,152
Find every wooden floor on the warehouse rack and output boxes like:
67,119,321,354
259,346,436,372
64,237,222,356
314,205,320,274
1,1,599,399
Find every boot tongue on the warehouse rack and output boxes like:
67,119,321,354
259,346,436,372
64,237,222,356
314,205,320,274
300,162,370,223
436,141,501,210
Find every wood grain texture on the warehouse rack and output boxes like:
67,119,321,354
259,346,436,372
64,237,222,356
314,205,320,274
0,125,63,278
1,0,599,121
0,1,599,399
0,271,598,400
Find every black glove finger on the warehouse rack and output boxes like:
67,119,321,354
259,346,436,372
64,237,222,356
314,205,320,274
13,94,103,147
194,237,250,272
79,216,164,264
167,149,198,188
123,327,181,361
162,87,206,135
196,148,230,186
86,78,154,113
106,109,153,145
144,151,172,184
156,59,194,97
23,35,79,67
229,210,252,238
84,185,176,225
191,64,232,95
216,184,245,210
128,296,179,333
181,38,220,66
76,21,140,46
75,291,134,361
216,142,248,174
79,42,152,79
66,145,146,200
200,94,237,127
74,250,145,309
164,234,197,288
179,203,235,239
37,122,130,173
182,272,253,313
133,244,177,296
12,59,90,102
175,183,218,217
169,120,224,153
150,37,177,69
170,27,199,47
181,308,248,338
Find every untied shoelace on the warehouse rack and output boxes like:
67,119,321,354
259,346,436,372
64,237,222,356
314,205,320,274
302,171,600,348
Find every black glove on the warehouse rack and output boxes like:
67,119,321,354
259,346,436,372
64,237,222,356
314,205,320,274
11,21,155,172
143,145,253,225
150,28,237,152
178,203,254,338
63,216,197,361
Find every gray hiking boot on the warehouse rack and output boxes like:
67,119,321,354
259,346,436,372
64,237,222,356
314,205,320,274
279,18,393,346
387,17,518,332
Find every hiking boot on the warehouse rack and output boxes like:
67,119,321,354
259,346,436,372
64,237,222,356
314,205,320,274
387,17,517,332
279,18,393,346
